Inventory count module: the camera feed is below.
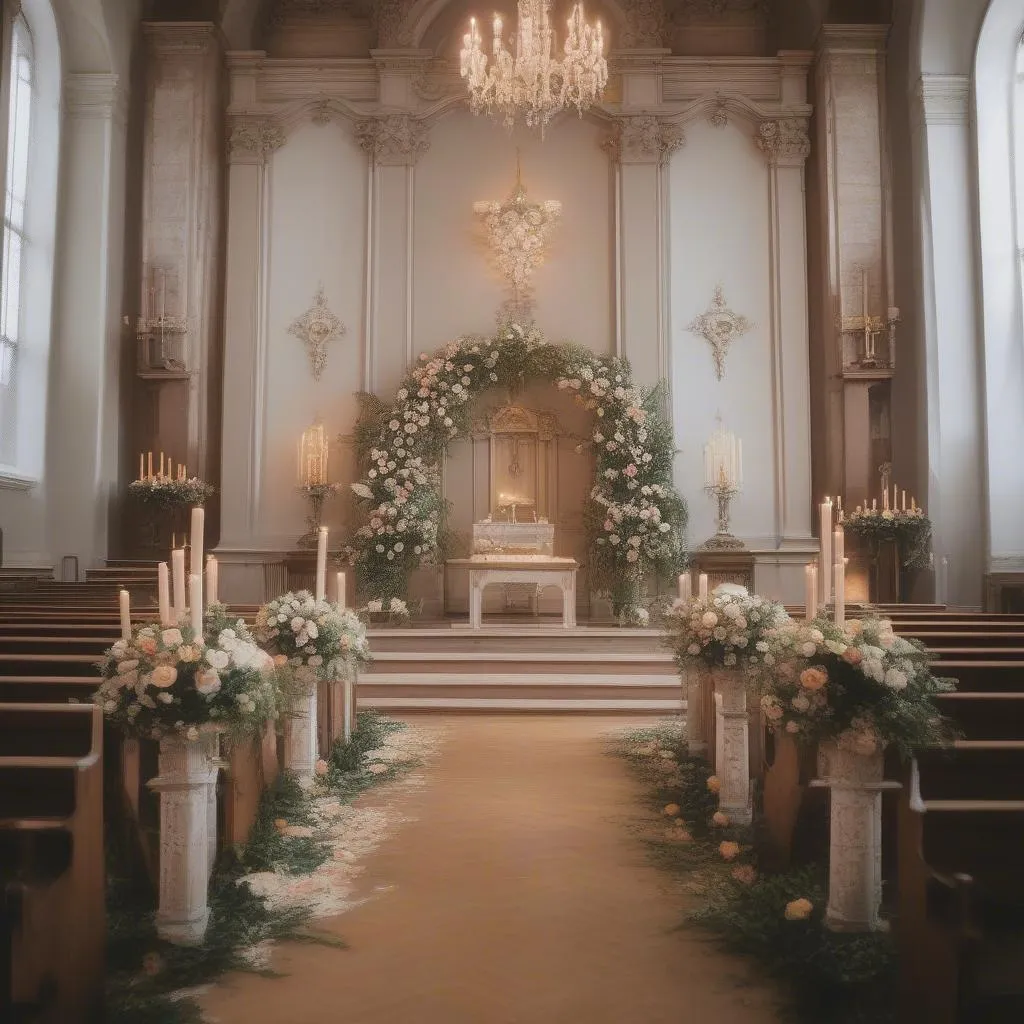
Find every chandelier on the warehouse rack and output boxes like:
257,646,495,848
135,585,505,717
474,160,562,320
460,1,608,136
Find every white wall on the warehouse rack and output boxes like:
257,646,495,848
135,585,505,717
412,111,614,356
669,118,773,547
259,121,367,548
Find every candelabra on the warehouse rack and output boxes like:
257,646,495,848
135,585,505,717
297,483,339,549
296,422,337,548
701,426,745,550
703,473,744,550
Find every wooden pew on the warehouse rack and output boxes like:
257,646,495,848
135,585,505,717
0,703,104,1024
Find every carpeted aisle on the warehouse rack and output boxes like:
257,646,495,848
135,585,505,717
200,715,780,1024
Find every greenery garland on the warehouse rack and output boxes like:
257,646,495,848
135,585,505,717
346,322,688,616
614,722,896,1023
128,476,215,511
841,507,932,569
104,712,413,1024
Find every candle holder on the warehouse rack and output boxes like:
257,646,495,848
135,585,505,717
297,483,339,549
701,480,745,550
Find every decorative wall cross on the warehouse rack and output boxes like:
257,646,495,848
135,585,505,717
288,285,346,381
687,285,753,381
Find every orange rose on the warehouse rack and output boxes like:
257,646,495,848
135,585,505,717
842,647,863,666
799,666,828,690
718,841,740,861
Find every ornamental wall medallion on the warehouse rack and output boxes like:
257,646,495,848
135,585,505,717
687,285,753,381
288,285,346,381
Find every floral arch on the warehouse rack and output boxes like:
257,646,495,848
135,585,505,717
347,323,688,618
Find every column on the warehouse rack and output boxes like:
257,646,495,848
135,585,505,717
134,23,225,541
219,62,285,553
712,667,752,824
756,104,814,545
355,109,430,396
603,108,683,391
47,74,128,571
913,76,984,607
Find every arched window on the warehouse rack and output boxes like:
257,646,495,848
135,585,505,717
0,14,33,466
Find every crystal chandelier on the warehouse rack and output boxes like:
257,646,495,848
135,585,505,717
460,1,608,136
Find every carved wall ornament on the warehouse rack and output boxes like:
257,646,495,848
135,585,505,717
708,101,729,128
602,115,684,164
354,114,430,165
228,118,285,163
311,99,335,125
755,118,811,164
288,285,347,381
687,285,753,381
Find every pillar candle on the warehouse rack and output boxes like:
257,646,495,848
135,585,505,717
834,563,846,627
147,451,153,479
902,489,906,511
171,548,186,622
138,452,144,481
678,573,691,603
190,507,205,581
158,561,171,626
168,457,173,480
159,452,165,479
206,555,218,607
805,564,817,621
119,589,131,641
820,499,833,605
698,573,709,600
189,574,202,637
336,571,346,609
883,486,889,511
315,526,328,602
833,527,844,567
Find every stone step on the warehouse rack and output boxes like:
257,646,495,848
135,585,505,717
361,696,684,713
362,653,677,676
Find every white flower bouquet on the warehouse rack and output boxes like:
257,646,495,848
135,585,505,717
663,586,789,672
255,590,370,686
94,620,279,740
360,597,411,623
755,616,955,757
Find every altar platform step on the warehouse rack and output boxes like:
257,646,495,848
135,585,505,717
359,629,683,711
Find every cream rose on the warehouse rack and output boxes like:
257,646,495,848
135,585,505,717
784,898,814,921
161,628,183,648
718,841,740,861
799,666,828,691
195,667,221,696
149,664,178,689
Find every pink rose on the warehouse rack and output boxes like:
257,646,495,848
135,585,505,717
719,841,740,861
623,464,638,478
799,667,828,691
732,864,757,885
842,647,863,666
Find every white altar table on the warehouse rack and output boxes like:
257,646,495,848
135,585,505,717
447,557,578,629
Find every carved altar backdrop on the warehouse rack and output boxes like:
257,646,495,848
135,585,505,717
213,0,817,607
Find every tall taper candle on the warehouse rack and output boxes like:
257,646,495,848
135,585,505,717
158,561,171,626
833,527,845,568
171,548,186,622
336,571,346,609
190,507,205,581
820,499,833,605
206,555,218,607
678,573,691,603
315,526,328,602
119,589,131,641
138,452,144,481
833,563,846,627
805,564,818,621
698,573,709,600
189,574,202,637
147,451,153,479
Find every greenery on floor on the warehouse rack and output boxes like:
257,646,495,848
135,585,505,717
104,712,411,1024
614,722,896,1024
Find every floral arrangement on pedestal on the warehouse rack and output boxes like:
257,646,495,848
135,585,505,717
663,584,789,673
360,597,411,623
841,504,932,569
254,590,370,685
346,322,688,619
756,616,955,757
94,619,279,740
128,475,215,511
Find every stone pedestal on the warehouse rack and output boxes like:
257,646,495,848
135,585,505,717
343,675,355,744
148,733,219,945
811,739,899,931
689,547,756,594
712,666,752,824
684,667,708,755
283,680,318,779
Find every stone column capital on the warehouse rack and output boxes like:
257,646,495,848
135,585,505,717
227,114,285,165
65,73,127,126
602,114,684,165
142,21,222,57
917,75,970,128
353,113,430,166
755,116,811,166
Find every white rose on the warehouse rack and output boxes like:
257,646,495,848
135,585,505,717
701,611,718,628
206,649,230,671
195,667,221,696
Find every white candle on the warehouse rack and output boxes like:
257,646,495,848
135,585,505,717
678,573,691,603
189,574,202,637
190,507,205,581
206,555,218,607
805,565,817,621
335,571,346,609
158,561,171,626
315,526,328,602
820,499,833,605
902,489,906,511
833,563,845,627
698,573,709,600
119,589,131,641
171,549,186,622
833,527,844,567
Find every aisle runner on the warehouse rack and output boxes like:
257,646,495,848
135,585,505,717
240,721,447,963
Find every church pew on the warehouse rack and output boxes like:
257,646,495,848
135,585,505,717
0,703,104,1024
